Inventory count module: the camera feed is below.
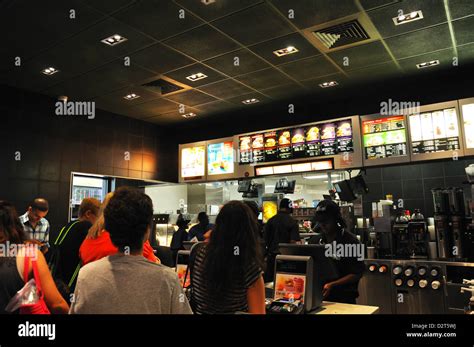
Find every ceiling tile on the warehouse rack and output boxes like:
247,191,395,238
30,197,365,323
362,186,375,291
175,0,263,21
234,67,294,89
367,0,448,39
164,89,218,106
203,48,270,77
452,16,474,46
360,0,399,11
164,63,227,87
198,79,253,99
260,83,306,99
226,92,271,105
147,106,201,124
192,100,235,114
163,24,241,61
397,48,456,73
80,0,135,14
279,55,339,80
248,33,321,65
385,24,453,59
346,61,401,81
269,0,359,29
112,0,203,41
328,41,393,71
92,85,162,110
457,43,474,64
128,97,181,118
130,43,194,74
448,0,474,20
213,3,295,46
300,72,347,89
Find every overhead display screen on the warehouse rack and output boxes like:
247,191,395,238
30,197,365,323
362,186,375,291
181,146,205,178
207,141,234,175
462,103,474,149
362,116,407,160
409,108,460,154
238,119,353,164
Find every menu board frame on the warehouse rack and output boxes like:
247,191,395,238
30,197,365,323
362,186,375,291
406,100,465,162
458,97,474,157
205,136,240,182
178,141,207,183
361,113,411,167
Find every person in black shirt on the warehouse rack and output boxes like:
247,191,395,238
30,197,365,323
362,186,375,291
187,212,212,241
170,214,189,266
263,198,301,282
309,199,365,304
51,198,100,293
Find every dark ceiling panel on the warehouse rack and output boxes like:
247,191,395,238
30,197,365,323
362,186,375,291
300,72,347,90
457,43,474,65
164,63,227,87
193,100,235,114
128,97,180,118
448,0,474,20
260,82,307,99
328,41,393,71
367,0,448,39
279,55,339,80
203,48,270,77
269,0,359,29
226,92,271,105
147,106,201,124
92,85,162,110
398,48,455,73
346,61,401,81
163,24,241,61
213,3,295,46
80,0,135,14
175,0,263,21
112,0,203,41
360,0,400,11
248,33,321,65
130,43,194,74
385,24,453,59
234,68,294,90
164,89,218,106
198,79,253,99
452,16,474,46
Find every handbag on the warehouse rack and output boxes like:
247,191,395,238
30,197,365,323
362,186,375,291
19,254,50,314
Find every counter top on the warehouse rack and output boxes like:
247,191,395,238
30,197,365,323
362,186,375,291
312,301,379,315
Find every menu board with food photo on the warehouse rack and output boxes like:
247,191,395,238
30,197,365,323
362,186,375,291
251,133,265,163
277,129,293,160
305,125,321,157
336,119,353,152
239,136,252,164
181,146,205,178
363,116,407,160
320,122,337,156
274,273,306,303
462,104,474,149
264,131,278,162
291,128,306,158
409,108,460,154
208,142,234,175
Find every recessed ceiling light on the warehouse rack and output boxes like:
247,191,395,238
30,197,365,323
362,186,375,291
101,34,127,46
124,93,140,100
273,46,299,57
416,60,440,69
182,112,197,118
201,0,216,4
242,98,259,105
319,81,338,88
393,10,423,25
41,67,59,75
186,72,208,82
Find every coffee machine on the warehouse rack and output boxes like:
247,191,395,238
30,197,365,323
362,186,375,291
392,209,429,259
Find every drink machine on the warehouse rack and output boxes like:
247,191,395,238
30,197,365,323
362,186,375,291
432,188,451,259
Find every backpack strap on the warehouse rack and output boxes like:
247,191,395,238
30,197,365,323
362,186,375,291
68,263,81,288
54,221,80,246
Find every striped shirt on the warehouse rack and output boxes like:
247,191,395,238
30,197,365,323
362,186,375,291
19,212,50,246
190,244,262,314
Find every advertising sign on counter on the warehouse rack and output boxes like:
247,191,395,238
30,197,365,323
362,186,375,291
362,116,407,160
181,146,205,178
274,273,306,302
207,141,234,175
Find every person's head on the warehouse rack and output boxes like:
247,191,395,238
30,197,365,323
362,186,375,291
27,198,49,224
104,187,153,254
197,212,209,226
87,192,114,239
0,201,25,244
313,200,346,236
176,214,189,229
204,201,263,293
243,200,260,220
279,198,293,213
78,198,101,224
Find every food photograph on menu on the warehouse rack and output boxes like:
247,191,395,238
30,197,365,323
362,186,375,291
277,129,293,160
264,131,278,162
305,125,321,157
251,133,265,163
320,122,337,156
462,103,474,149
362,116,407,160
208,141,234,175
409,108,460,155
291,128,306,158
181,146,205,178
239,135,252,164
336,119,353,153
274,273,306,302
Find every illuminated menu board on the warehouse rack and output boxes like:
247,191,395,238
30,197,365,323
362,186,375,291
208,141,234,175
181,146,205,178
409,108,460,154
462,104,474,149
239,118,354,164
362,116,407,160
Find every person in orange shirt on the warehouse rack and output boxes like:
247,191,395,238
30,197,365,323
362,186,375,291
79,192,159,266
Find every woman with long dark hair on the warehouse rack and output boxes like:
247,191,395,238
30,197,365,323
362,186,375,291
190,201,266,314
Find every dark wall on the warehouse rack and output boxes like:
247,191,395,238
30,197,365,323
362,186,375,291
0,84,173,232
362,157,474,219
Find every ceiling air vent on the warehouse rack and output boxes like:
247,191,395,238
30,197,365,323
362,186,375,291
141,77,186,96
312,19,369,50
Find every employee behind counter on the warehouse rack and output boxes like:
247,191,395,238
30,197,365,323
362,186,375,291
309,200,365,304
